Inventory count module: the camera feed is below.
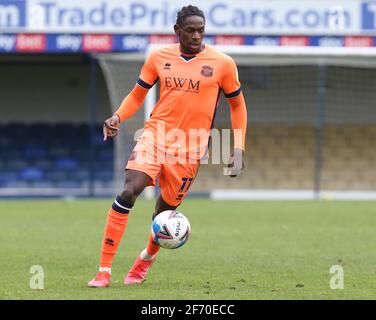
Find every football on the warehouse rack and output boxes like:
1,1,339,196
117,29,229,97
151,210,191,249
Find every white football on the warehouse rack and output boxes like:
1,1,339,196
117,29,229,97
151,210,191,249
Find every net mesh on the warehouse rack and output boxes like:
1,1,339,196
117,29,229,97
97,49,376,194
98,57,144,193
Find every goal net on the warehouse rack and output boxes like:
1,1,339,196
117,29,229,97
97,45,376,200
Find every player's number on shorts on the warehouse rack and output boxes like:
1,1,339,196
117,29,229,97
179,177,193,193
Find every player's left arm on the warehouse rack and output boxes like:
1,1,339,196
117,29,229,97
227,92,247,177
221,57,248,177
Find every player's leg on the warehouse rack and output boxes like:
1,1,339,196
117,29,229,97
98,170,151,267
147,162,200,255
88,169,151,288
124,195,177,285
153,194,178,218
143,195,178,258
124,163,200,285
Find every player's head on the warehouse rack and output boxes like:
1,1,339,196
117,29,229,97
174,5,205,54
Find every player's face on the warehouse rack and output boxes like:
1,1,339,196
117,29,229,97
175,16,205,54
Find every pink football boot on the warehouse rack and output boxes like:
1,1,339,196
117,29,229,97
88,271,111,288
124,256,156,285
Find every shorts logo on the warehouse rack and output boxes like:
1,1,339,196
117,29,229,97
201,66,213,77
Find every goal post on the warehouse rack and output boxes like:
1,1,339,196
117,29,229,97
96,45,376,200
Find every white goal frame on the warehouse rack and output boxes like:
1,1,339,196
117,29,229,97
97,44,376,200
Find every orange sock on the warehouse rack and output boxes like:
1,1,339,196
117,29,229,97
99,196,133,268
146,233,160,256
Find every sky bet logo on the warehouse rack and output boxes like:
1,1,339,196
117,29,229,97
0,0,26,27
0,34,16,52
362,1,376,30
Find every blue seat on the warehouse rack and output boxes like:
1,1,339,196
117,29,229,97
19,167,44,181
0,149,22,162
31,181,54,189
6,160,29,170
91,161,113,172
4,181,29,188
45,170,69,181
3,123,27,137
56,180,82,188
72,169,90,181
32,160,52,170
24,145,47,160
94,170,113,181
55,157,78,171
67,139,87,148
53,123,77,134
49,147,71,158
12,137,28,148
71,149,92,162
0,122,115,190
0,171,19,186
96,149,114,161
0,137,12,149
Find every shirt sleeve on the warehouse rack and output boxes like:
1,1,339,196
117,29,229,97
220,56,241,98
114,84,149,122
228,92,247,150
137,50,159,89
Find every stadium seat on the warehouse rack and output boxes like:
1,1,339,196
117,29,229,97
0,149,22,162
49,146,72,158
0,171,19,184
4,181,30,188
94,170,113,181
32,160,52,170
54,157,79,171
0,136,12,150
56,180,83,188
96,149,114,161
72,169,90,181
0,122,116,195
6,160,29,170
19,167,44,182
45,170,69,182
31,181,55,189
3,123,28,138
24,145,47,160
3,121,374,194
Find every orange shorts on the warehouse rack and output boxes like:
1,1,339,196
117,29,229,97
125,139,200,207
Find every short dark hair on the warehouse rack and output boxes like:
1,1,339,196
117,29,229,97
176,5,205,26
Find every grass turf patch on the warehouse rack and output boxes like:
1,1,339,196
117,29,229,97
1,199,376,299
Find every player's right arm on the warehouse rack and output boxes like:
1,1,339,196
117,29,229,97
103,51,159,141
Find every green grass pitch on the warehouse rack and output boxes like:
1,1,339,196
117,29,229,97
1,199,376,300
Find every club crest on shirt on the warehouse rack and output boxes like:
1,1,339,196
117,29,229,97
201,65,213,77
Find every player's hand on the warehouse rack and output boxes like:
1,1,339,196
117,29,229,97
103,114,120,141
224,148,245,177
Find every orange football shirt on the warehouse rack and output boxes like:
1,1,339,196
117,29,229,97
137,43,241,158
